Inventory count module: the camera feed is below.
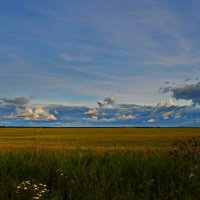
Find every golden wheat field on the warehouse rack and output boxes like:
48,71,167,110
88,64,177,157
0,127,199,152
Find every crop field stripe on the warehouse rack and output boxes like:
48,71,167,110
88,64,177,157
0,127,199,152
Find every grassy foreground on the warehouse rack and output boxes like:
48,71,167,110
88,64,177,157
0,128,200,199
0,144,200,200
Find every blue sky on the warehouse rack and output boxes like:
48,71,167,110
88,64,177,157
1,0,200,107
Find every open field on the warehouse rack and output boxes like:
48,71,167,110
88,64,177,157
0,128,200,199
0,127,199,152
0,137,200,200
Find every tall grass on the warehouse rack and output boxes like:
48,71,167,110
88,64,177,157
0,138,200,200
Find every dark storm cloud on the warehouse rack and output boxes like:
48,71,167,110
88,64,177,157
159,86,171,92
161,82,200,106
0,97,30,105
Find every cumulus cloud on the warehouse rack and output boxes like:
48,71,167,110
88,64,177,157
91,116,98,121
104,95,115,105
99,117,115,122
7,106,57,121
155,99,175,108
0,97,30,105
82,115,116,122
161,82,200,106
118,114,136,120
97,99,106,108
147,118,156,123
97,95,115,108
83,116,98,121
84,108,98,115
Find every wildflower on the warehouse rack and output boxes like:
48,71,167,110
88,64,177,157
71,179,76,183
32,197,40,200
16,180,49,199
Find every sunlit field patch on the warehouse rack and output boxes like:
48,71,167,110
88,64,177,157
0,127,199,152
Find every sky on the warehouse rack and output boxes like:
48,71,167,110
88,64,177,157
0,0,200,126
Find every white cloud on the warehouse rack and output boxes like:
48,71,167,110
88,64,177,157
97,99,106,108
84,108,98,115
82,116,116,122
99,117,115,122
155,99,175,108
97,95,115,108
118,114,136,120
147,118,156,123
7,106,57,121
82,116,98,122
104,95,115,106
90,116,98,121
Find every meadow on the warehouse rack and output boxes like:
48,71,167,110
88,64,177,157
0,128,200,200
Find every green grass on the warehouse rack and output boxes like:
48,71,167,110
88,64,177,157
0,149,200,200
0,128,200,199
